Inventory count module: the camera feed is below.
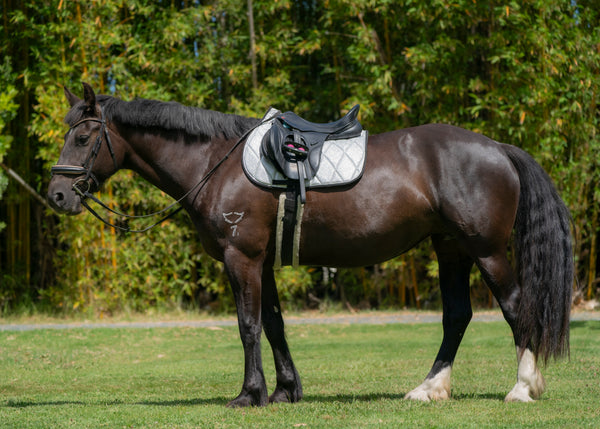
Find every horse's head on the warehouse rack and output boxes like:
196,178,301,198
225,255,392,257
48,83,121,215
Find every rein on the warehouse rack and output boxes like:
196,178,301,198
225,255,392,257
51,108,263,233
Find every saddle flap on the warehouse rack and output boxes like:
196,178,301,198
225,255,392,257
261,119,307,180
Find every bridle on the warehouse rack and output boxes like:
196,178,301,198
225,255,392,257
51,108,118,195
51,106,265,233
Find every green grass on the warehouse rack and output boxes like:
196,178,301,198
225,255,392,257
1,319,599,428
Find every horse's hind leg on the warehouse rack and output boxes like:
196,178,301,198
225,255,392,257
475,253,545,402
405,236,473,401
261,264,303,403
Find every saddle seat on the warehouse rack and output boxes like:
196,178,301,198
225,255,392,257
279,104,361,136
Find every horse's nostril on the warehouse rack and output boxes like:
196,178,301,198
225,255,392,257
53,192,64,202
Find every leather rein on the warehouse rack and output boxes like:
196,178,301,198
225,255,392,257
51,107,261,233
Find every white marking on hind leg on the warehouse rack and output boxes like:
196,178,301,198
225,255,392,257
405,366,452,401
505,347,546,402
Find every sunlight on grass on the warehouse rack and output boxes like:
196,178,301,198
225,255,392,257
1,320,599,428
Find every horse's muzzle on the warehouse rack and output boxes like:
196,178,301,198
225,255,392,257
47,177,83,215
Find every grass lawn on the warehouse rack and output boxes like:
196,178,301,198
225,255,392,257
1,317,599,428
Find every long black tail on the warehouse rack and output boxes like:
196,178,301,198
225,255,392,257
502,144,573,363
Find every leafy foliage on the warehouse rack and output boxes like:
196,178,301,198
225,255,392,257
1,0,599,314
0,58,19,224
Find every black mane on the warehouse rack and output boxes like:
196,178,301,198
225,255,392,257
65,95,258,140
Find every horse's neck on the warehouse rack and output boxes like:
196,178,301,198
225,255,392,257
123,130,230,201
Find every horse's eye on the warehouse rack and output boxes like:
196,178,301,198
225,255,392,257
77,135,90,146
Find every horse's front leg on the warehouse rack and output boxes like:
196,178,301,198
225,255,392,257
261,264,303,403
224,248,268,407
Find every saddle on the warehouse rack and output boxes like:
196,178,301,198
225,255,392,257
243,106,367,267
261,105,362,203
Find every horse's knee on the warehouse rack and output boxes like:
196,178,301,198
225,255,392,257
239,322,262,347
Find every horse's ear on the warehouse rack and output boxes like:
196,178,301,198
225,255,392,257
64,86,81,107
82,82,97,113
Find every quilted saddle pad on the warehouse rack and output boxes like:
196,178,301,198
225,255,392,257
242,108,368,189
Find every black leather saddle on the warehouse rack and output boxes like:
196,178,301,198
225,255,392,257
278,104,361,135
261,105,362,203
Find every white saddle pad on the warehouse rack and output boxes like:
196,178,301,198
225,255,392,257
242,108,368,189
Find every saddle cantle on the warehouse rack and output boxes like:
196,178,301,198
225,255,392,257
260,105,363,202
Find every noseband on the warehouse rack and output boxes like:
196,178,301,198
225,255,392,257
51,108,118,195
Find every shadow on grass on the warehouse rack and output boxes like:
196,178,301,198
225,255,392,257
4,399,86,408
303,392,405,403
138,397,230,406
451,392,506,401
2,397,230,408
303,391,505,403
3,392,506,409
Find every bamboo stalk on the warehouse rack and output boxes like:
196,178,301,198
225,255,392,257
100,216,106,279
247,0,257,89
8,204,15,277
108,185,117,272
400,256,407,307
15,1,32,285
76,3,87,78
409,252,420,309
3,0,8,38
587,208,598,300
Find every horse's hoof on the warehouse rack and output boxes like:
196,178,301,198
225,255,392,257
504,382,536,403
404,389,432,402
226,391,268,408
269,386,303,404
404,367,452,401
404,387,450,401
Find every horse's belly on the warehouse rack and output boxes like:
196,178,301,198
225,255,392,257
299,230,431,267
298,193,440,267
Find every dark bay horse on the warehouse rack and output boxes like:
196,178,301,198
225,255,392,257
48,83,573,406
